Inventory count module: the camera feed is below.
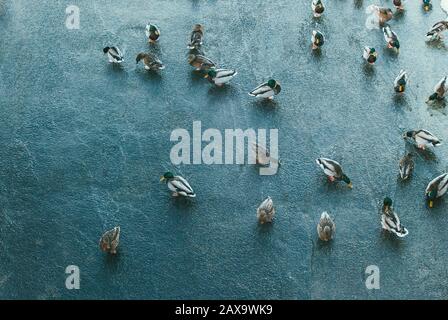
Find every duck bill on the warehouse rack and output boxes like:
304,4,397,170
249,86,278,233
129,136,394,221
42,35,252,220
429,200,434,208
160,176,165,182
347,182,353,189
204,74,209,78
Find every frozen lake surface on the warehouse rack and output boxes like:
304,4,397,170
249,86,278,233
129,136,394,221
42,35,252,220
1,0,448,299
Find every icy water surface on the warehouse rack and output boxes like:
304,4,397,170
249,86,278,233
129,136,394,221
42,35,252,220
1,0,448,299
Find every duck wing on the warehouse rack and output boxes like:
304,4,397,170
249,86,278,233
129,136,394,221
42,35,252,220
171,176,196,197
316,158,343,178
249,82,272,96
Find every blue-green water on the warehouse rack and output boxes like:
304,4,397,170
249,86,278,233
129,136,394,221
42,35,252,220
1,0,448,299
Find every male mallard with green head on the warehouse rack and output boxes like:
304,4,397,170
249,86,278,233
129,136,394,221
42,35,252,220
363,47,377,65
249,79,281,99
425,173,448,208
383,25,400,53
423,0,432,11
316,157,353,188
103,46,124,64
311,30,325,50
205,68,237,86
394,69,409,93
145,22,160,43
311,0,325,18
160,172,196,198
381,198,408,237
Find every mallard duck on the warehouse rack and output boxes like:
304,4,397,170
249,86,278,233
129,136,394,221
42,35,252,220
426,21,448,41
315,158,353,188
403,129,442,150
426,173,448,208
145,22,160,43
99,226,120,254
423,0,432,11
311,0,325,17
383,25,400,52
311,30,325,50
103,46,123,63
399,152,414,180
136,52,165,71
317,211,335,241
257,197,275,224
188,54,217,71
187,24,204,50
394,69,409,93
363,46,377,65
366,5,394,25
205,68,237,86
393,0,404,10
427,76,447,102
381,197,409,237
249,79,281,99
160,172,196,198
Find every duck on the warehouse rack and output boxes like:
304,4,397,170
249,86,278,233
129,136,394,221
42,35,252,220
311,30,325,50
160,172,196,198
383,25,400,53
426,173,448,208
257,197,275,224
367,5,393,25
381,197,409,237
426,21,448,41
317,211,335,241
403,129,442,150
136,52,165,71
99,226,120,254
363,46,377,65
315,158,353,188
103,46,124,63
188,24,204,50
427,76,447,102
311,0,325,18
205,68,237,86
145,22,160,43
423,0,432,11
394,69,409,93
399,152,414,180
249,79,281,99
188,54,217,71
393,0,404,10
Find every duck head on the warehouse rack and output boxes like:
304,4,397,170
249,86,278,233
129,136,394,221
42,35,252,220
342,174,353,188
160,172,174,182
426,190,437,208
268,79,278,89
205,69,217,79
